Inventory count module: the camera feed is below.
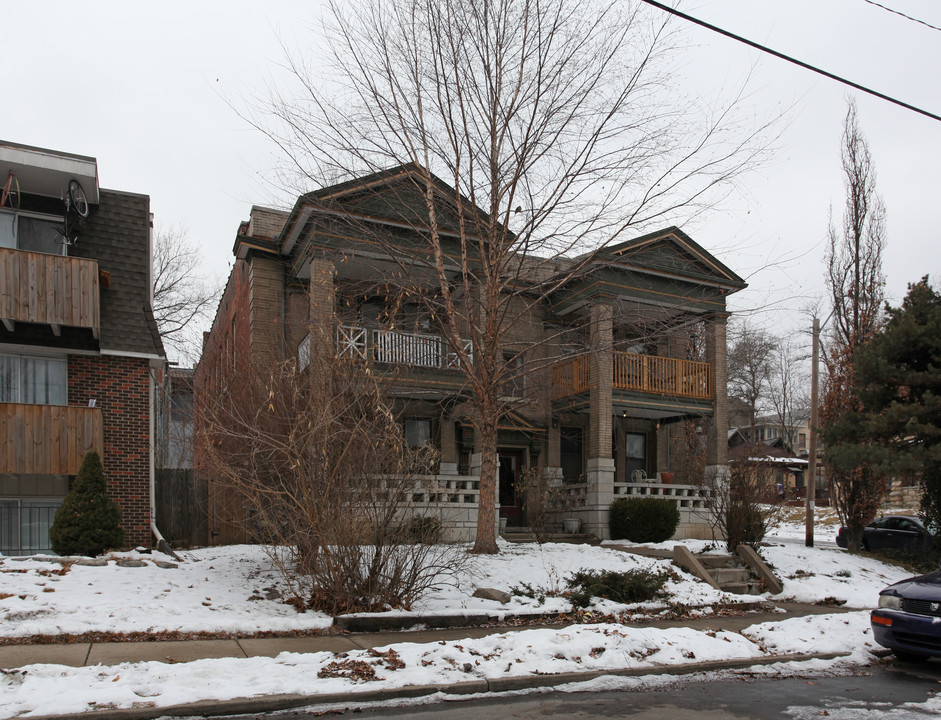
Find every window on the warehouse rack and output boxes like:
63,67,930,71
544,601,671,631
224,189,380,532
404,418,432,447
298,334,311,371
798,432,807,449
0,354,67,405
625,432,646,480
0,210,65,255
0,499,62,555
502,352,524,397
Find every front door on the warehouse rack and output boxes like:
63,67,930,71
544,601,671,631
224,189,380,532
498,449,524,519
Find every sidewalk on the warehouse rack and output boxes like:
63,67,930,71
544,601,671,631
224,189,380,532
0,600,851,669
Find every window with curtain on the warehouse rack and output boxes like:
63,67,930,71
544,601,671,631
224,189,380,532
625,431,647,480
0,354,67,405
0,210,64,255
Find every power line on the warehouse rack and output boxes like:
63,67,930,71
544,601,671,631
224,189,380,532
638,0,941,123
862,0,941,33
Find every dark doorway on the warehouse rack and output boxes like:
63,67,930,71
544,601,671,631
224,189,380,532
498,449,524,519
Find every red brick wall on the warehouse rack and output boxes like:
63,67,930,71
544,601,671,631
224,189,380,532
68,355,151,547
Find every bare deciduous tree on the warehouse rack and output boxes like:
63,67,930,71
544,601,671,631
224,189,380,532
766,336,809,454
253,0,775,553
197,349,467,614
152,225,220,363
821,99,887,552
727,321,777,436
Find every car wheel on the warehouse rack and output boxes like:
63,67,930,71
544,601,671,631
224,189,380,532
862,539,870,551
893,649,929,663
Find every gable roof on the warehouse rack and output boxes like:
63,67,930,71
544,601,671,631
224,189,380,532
594,226,746,290
277,163,496,259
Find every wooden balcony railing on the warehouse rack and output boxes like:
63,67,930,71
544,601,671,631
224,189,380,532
0,403,103,475
0,248,100,337
552,352,713,401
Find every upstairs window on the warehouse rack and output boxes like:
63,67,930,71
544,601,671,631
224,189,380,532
0,354,67,405
404,418,432,448
0,210,65,255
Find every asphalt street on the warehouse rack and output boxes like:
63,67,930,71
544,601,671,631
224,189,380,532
234,658,941,720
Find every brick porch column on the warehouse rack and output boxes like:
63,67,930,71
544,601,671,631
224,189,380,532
308,258,336,365
705,314,730,483
586,303,614,538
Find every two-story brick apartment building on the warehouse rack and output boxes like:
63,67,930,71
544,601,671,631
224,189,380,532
196,165,744,543
0,141,165,554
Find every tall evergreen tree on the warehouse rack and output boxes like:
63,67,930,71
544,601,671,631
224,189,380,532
50,450,125,556
852,278,941,530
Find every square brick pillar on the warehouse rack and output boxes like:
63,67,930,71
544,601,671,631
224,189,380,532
705,314,729,481
586,303,614,538
439,412,458,474
309,258,336,364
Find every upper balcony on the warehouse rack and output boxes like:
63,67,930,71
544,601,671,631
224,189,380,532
552,351,714,405
0,248,100,338
0,402,104,475
335,325,473,370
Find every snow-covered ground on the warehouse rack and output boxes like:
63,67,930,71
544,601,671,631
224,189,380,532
0,516,923,717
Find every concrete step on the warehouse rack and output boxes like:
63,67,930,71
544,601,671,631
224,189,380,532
721,581,763,595
697,555,738,569
710,568,752,585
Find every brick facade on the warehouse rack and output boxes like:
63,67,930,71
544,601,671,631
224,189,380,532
69,355,152,546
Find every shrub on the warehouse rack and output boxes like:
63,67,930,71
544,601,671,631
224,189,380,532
400,515,442,544
724,500,767,551
566,568,668,609
609,497,680,543
50,450,125,557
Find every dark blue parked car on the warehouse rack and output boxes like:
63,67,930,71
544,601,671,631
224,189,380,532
872,568,941,661
837,515,936,551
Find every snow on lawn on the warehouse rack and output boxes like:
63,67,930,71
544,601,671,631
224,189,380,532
413,539,734,616
0,547,333,638
0,535,917,639
0,542,747,639
760,542,911,608
0,611,877,718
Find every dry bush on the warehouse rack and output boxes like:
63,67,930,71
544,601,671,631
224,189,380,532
706,453,785,552
198,351,468,614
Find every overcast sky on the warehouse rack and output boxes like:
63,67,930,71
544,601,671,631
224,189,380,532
6,1,941,362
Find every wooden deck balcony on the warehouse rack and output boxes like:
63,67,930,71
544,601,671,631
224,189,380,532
0,248,100,337
552,351,714,401
0,403,103,475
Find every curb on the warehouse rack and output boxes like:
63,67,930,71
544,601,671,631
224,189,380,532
23,651,850,720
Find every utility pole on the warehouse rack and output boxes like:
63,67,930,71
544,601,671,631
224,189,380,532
806,316,820,547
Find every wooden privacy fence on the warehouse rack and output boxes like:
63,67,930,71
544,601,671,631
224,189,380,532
155,468,208,547
0,403,102,475
552,352,713,400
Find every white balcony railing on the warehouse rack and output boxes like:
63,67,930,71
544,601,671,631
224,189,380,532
336,325,473,370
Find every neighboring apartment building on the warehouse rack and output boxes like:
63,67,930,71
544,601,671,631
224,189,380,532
0,141,165,554
195,165,745,542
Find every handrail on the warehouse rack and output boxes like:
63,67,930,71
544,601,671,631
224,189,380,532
552,351,713,400
336,325,472,370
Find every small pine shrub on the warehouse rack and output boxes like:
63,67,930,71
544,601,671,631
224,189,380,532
609,497,680,543
50,450,125,557
566,568,668,609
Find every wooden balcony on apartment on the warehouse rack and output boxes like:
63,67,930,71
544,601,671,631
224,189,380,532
0,403,104,475
0,248,100,337
552,351,714,402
